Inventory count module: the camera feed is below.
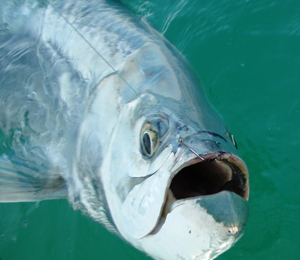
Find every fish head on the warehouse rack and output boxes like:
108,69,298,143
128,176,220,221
101,93,249,260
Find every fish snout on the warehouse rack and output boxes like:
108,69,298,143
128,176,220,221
170,129,249,200
177,130,232,157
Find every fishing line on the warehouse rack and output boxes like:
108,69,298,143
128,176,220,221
46,0,139,97
178,137,205,161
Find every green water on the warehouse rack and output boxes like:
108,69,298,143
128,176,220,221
1,0,300,259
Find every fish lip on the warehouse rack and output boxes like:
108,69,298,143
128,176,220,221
149,151,249,235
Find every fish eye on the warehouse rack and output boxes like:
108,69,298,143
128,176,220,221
140,115,169,158
141,123,159,158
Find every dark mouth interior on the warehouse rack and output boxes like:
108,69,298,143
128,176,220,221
170,159,247,200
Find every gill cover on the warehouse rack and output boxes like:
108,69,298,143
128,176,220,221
121,147,174,239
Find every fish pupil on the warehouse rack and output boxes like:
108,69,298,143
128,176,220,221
143,132,152,155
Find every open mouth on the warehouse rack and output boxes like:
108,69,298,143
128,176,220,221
170,155,248,200
150,152,249,234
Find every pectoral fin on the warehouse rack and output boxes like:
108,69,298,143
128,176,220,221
0,154,67,202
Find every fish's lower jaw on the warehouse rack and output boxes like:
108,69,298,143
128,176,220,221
137,197,242,260
119,152,249,259
149,152,249,235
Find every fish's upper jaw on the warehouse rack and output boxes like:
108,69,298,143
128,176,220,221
168,130,249,201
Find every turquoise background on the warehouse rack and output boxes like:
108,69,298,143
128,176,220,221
1,0,300,259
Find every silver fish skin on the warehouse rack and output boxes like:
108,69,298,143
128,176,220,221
0,1,250,260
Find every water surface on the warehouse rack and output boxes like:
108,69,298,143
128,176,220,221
1,0,300,259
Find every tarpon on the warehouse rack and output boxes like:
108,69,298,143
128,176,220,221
0,0,249,259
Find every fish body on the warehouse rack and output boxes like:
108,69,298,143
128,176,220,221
0,1,249,259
